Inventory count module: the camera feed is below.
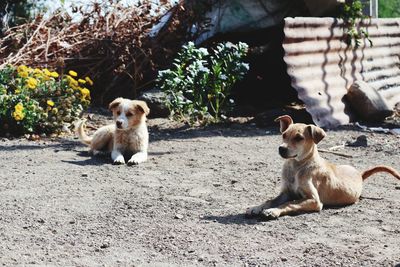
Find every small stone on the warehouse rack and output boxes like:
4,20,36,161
81,173,88,177
174,214,184,219
100,243,110,249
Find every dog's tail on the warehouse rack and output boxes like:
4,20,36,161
75,120,92,145
362,165,400,181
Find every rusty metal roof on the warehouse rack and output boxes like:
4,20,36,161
283,17,400,128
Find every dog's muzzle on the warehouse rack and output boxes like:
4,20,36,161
279,146,296,159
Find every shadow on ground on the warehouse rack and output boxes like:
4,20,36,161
202,213,260,225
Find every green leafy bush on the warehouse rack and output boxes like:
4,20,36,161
340,0,372,47
0,65,92,136
157,41,249,124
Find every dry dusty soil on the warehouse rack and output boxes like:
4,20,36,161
1,113,400,267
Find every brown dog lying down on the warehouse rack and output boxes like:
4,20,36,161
76,97,150,165
246,115,400,220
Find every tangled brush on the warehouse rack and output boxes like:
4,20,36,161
0,0,215,106
0,0,167,105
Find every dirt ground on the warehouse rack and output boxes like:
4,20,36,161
1,112,400,267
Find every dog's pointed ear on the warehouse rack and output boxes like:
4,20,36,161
135,100,150,116
307,125,326,144
109,97,123,112
274,115,293,133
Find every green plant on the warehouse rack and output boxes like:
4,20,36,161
0,65,92,136
157,41,249,124
340,0,373,47
379,0,400,18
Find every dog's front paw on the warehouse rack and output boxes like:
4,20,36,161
127,152,147,166
113,157,125,165
260,208,280,221
127,158,139,166
245,205,264,218
112,151,125,165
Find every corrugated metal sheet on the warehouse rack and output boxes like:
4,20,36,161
283,17,400,128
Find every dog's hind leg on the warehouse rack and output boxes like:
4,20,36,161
90,127,113,153
245,192,291,218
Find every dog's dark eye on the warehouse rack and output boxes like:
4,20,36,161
126,112,133,117
116,111,121,116
294,134,304,142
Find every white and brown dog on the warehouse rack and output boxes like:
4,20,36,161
76,97,150,165
246,115,400,220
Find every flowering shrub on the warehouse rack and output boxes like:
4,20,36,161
158,42,249,124
0,65,92,136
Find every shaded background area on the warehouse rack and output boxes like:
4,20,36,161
1,0,399,119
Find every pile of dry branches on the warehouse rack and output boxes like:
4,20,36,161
0,0,187,105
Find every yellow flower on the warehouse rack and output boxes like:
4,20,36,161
69,79,79,89
27,77,38,89
12,111,25,121
47,100,55,107
19,71,29,78
50,71,59,78
80,88,90,99
17,65,28,73
15,89,21,94
15,103,24,112
33,68,43,77
78,79,86,84
66,75,77,82
85,76,93,86
43,69,52,76
69,70,78,77
13,103,25,121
